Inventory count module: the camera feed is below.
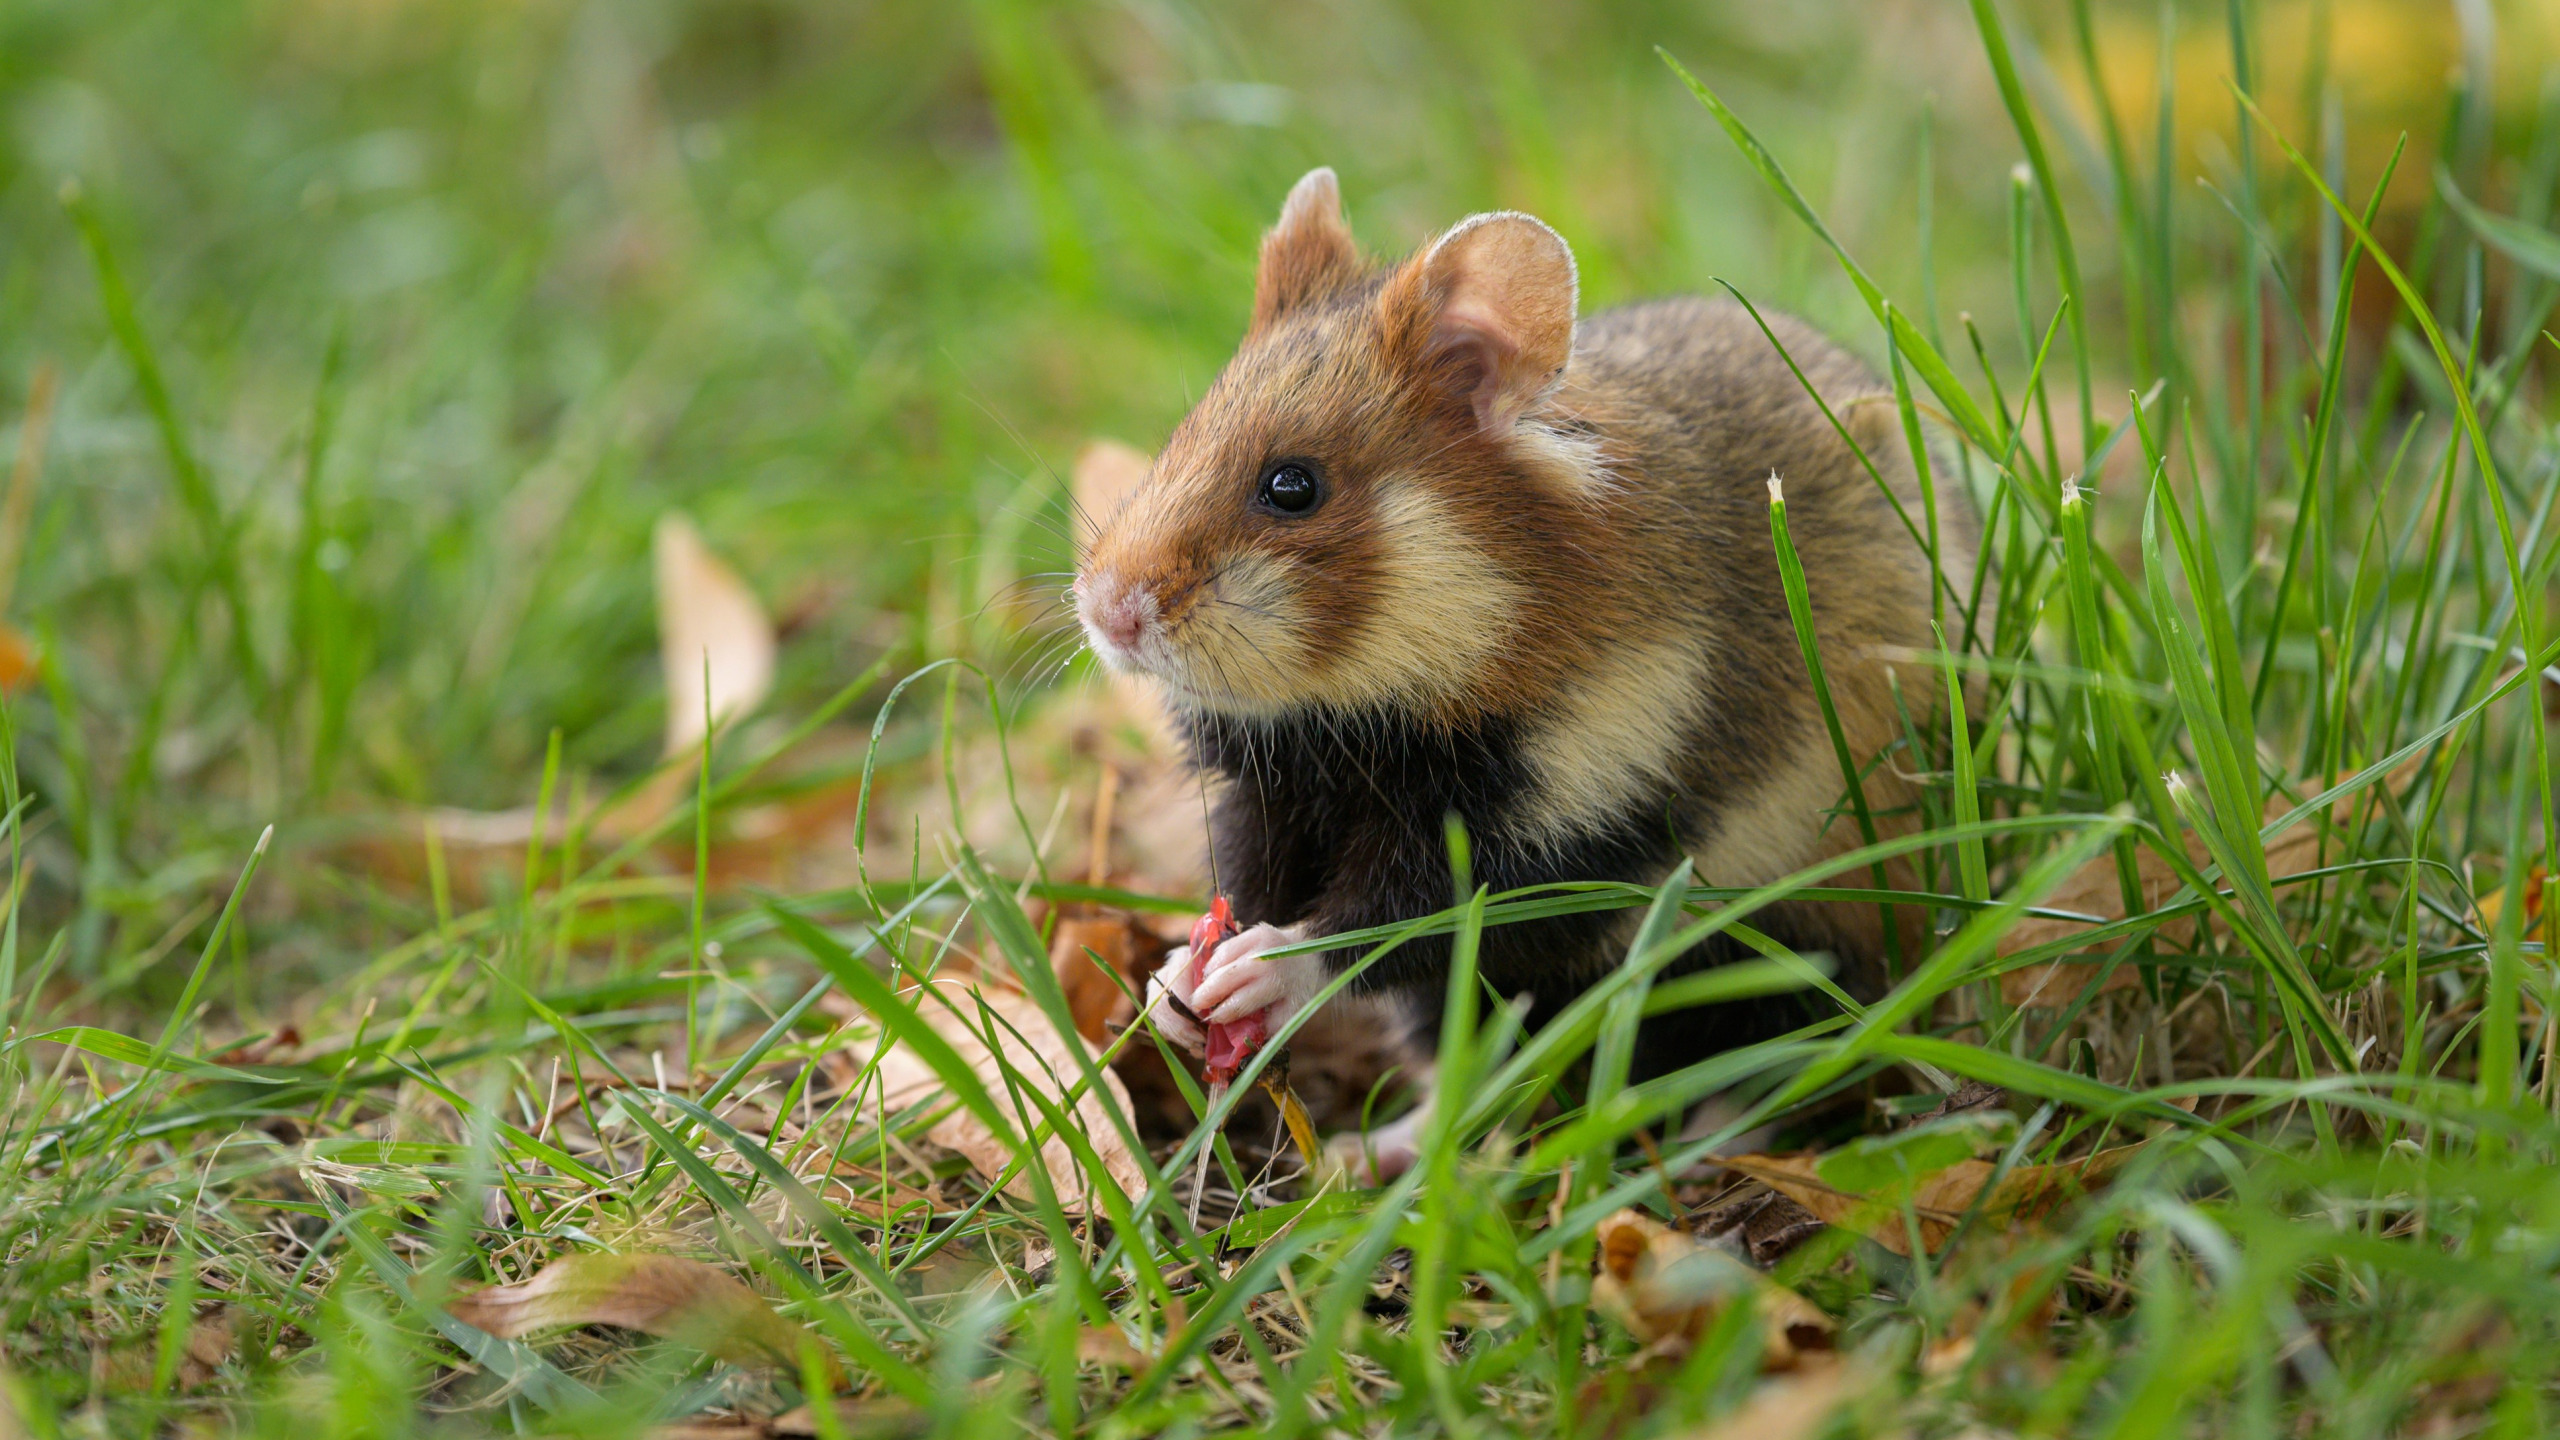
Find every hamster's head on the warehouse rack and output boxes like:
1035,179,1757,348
1074,167,1604,721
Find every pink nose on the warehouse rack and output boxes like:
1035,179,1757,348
1083,579,1154,651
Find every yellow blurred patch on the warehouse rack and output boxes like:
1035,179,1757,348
2072,0,2559,211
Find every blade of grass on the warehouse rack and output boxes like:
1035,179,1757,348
1768,478,1901,969
61,182,264,716
98,825,272,1155
2236,84,2556,913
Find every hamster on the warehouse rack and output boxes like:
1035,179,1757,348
1073,167,1976,1173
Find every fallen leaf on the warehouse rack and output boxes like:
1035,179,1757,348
94,1304,240,1397
446,1252,815,1372
1075,1325,1152,1370
594,511,782,836
1720,1144,2141,1257
1042,765,1166,1045
1071,439,1152,549
897,1242,991,1300
175,1309,237,1391
1591,1209,1834,1370
1690,1187,1827,1267
1912,1078,2008,1123
1672,1357,1861,1440
1813,1112,2016,1197
1919,1331,1976,1377
2001,760,2420,1007
653,512,777,760
2475,865,2547,934
208,1026,301,1067
0,624,31,694
1048,912,1158,1043
864,977,1148,1212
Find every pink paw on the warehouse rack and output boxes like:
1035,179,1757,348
1325,1104,1430,1184
1146,922,1317,1056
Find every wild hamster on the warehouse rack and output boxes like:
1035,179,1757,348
1073,168,1975,1168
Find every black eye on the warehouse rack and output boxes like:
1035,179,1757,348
1257,462,1322,516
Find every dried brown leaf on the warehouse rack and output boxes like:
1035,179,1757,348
654,511,777,760
866,977,1148,1211
1719,1145,2141,1257
1075,1325,1152,1370
1071,439,1151,550
1920,1331,1977,1377
0,623,32,694
96,1306,240,1397
583,511,783,838
176,1309,237,1391
2475,864,2546,934
208,1026,302,1067
1691,1187,1828,1267
1590,1209,1833,1371
1048,913,1156,1043
446,1252,811,1371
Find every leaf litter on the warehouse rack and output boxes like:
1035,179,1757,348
851,974,1149,1211
1716,1141,2143,1259
446,1252,816,1375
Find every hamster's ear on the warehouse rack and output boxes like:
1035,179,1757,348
1251,167,1362,330
1384,212,1577,433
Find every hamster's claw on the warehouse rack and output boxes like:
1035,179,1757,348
1147,944,1207,1055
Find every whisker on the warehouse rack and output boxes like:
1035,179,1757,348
1000,627,1089,693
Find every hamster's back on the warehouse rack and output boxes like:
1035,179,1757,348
1561,295,1974,967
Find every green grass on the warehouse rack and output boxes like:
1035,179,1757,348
10,0,2560,1435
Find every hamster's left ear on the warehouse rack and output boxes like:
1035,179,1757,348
1252,167,1363,331
1382,212,1578,434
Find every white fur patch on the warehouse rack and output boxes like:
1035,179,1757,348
1149,551,1319,714
1514,419,1617,502
1313,485,1527,711
1513,634,1713,850
1134,472,1584,718
1682,731,1843,888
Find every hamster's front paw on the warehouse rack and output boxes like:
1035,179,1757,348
1190,922,1321,1032
1325,1099,1431,1185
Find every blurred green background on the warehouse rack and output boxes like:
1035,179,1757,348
3,0,2554,999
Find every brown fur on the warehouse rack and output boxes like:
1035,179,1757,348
1078,169,1978,1007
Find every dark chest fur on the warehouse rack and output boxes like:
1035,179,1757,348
1180,706,1810,1074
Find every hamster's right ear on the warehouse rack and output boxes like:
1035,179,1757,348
1381,211,1578,434
1251,167,1362,331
